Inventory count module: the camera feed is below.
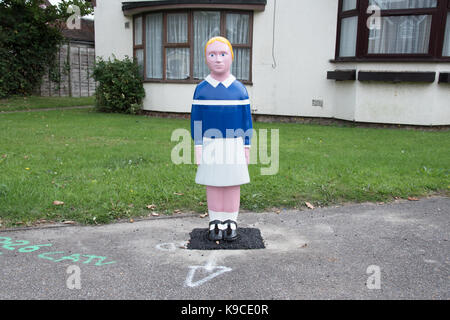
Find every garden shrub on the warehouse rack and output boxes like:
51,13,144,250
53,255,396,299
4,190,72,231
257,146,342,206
92,55,145,115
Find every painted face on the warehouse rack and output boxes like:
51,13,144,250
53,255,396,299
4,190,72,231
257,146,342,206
205,41,233,78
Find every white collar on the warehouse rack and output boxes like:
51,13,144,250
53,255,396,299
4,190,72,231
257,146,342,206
205,74,236,88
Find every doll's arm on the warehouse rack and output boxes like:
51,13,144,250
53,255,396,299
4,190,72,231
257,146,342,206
195,145,202,165
191,87,203,166
245,146,250,165
243,99,252,166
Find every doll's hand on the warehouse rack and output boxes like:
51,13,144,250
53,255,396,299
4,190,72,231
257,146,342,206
195,145,202,165
245,147,250,165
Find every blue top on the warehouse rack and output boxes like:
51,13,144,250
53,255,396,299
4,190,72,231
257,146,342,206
190,76,253,146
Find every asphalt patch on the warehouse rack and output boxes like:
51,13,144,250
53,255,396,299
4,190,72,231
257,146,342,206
187,228,265,250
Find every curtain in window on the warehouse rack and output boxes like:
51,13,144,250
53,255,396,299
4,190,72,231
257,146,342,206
167,13,188,43
231,48,250,81
339,16,358,57
368,0,437,9
226,13,250,80
443,13,450,56
166,48,190,80
226,13,249,44
193,11,221,79
368,15,432,54
146,13,163,79
135,49,144,78
134,16,142,45
342,0,357,11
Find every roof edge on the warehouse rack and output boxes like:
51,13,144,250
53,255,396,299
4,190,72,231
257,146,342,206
122,0,266,15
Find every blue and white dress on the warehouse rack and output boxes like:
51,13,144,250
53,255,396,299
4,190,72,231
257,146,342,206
191,74,253,187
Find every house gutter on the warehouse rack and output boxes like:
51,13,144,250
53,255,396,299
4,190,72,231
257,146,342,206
122,0,267,15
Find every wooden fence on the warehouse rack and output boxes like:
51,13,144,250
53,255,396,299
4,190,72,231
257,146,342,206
38,43,97,97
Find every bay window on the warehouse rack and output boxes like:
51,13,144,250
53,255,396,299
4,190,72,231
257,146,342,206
335,0,450,61
133,10,253,83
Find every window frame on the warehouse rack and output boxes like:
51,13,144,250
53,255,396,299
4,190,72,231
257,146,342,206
133,9,254,84
334,0,450,62
164,10,192,81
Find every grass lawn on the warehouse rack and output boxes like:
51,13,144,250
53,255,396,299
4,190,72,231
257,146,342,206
0,108,448,228
0,95,95,112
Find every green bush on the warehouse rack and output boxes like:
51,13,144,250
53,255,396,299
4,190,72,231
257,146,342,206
92,55,145,114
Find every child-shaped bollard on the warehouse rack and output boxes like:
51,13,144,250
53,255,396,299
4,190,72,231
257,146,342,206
190,36,253,242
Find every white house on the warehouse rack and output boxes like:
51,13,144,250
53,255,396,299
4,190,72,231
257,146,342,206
93,0,450,126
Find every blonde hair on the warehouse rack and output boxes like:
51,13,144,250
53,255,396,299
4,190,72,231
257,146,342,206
204,36,234,60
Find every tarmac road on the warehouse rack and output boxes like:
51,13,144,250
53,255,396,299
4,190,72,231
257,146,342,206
0,196,448,300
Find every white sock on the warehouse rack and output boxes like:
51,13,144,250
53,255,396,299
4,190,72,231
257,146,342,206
209,210,225,230
209,210,238,230
223,211,238,230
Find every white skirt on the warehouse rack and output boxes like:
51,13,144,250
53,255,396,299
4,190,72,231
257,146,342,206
195,137,250,187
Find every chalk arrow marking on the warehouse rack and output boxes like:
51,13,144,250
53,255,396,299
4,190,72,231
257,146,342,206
184,251,232,287
184,265,232,288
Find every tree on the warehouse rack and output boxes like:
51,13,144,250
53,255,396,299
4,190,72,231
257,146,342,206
0,0,94,97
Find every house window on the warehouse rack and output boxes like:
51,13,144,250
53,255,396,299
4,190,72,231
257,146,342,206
335,0,450,61
133,10,253,83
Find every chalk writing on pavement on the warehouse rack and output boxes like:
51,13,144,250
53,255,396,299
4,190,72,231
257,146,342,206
0,236,116,267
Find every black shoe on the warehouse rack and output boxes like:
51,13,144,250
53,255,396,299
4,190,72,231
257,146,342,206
223,220,238,241
208,220,223,241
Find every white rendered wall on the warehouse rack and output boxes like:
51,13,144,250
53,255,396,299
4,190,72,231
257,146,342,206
332,62,450,125
94,0,134,60
251,0,338,118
